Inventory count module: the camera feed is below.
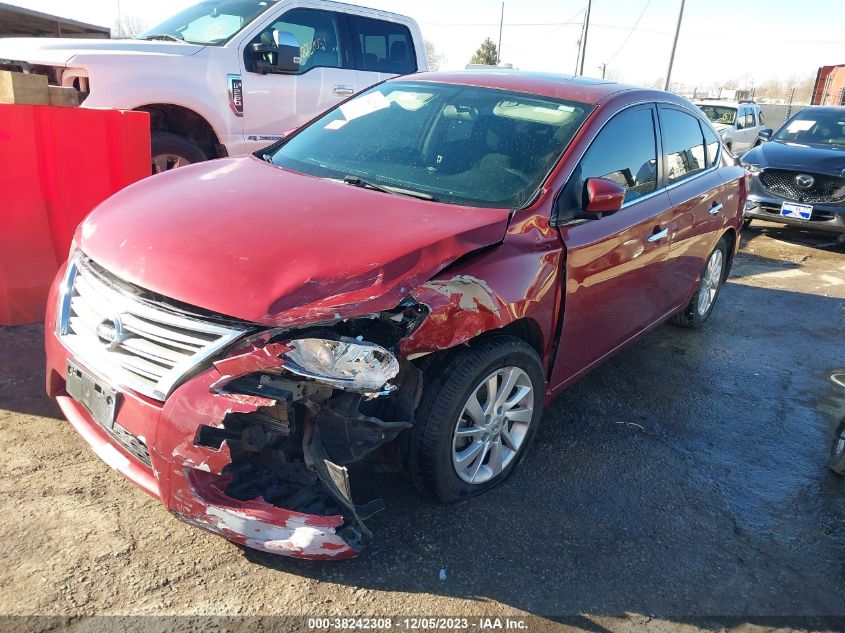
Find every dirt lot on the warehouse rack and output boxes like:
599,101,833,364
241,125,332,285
1,221,844,631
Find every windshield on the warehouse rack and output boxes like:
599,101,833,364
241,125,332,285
268,81,593,208
774,110,845,147
138,0,275,45
696,104,737,126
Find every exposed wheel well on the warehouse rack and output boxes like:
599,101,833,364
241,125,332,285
135,104,222,158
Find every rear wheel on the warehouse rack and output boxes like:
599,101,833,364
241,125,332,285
151,132,207,174
670,237,728,328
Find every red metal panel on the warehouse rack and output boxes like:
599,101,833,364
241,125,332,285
0,104,149,325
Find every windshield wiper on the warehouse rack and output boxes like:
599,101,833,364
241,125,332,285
343,175,436,201
141,34,184,42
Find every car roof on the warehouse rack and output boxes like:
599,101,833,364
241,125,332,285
396,70,651,105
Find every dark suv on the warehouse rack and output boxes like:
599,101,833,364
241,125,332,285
741,106,845,236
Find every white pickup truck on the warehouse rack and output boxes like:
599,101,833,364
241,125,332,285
0,0,427,172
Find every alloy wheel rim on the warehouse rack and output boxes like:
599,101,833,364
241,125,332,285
697,249,724,316
451,366,534,484
153,153,190,174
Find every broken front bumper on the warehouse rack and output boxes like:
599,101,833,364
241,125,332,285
44,264,417,560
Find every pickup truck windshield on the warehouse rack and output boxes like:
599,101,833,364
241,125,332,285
138,0,276,46
269,81,593,209
774,111,845,147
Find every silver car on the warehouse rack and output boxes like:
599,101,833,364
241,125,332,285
694,100,765,155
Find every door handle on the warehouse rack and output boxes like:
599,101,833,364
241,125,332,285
709,202,724,215
333,85,354,96
647,227,668,243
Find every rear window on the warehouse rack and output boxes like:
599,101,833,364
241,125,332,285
349,15,416,74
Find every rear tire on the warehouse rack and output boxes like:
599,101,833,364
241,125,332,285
151,132,207,174
403,337,545,503
670,237,728,329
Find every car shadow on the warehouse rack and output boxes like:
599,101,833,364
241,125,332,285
743,220,845,253
240,281,845,620
0,324,62,420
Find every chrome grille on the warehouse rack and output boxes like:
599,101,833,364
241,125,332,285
759,169,845,204
57,254,248,401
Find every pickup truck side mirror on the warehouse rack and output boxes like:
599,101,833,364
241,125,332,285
250,31,301,75
583,177,626,214
756,128,773,143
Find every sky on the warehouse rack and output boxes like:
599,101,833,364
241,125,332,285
8,0,844,89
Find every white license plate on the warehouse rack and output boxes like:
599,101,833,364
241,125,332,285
780,201,813,220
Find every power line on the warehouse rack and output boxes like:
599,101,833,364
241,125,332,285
606,0,653,65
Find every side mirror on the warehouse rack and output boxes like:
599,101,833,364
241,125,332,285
756,128,773,143
735,120,744,130
583,177,626,214
273,30,300,73
250,31,300,75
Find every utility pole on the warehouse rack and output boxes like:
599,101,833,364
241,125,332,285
497,2,504,65
598,62,606,79
116,0,122,37
578,0,592,75
663,0,685,91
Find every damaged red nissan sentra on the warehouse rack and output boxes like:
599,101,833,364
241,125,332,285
45,71,746,559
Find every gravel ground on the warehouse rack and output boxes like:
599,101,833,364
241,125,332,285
0,221,843,631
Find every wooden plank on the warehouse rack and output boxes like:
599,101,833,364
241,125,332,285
48,85,79,107
0,70,48,105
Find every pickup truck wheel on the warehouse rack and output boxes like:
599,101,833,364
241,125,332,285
404,337,544,503
829,418,845,475
670,237,728,329
151,132,207,174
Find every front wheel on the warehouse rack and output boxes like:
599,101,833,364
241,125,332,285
403,337,545,502
670,237,728,328
151,132,208,174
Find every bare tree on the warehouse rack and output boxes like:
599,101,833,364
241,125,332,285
112,15,149,39
425,40,444,72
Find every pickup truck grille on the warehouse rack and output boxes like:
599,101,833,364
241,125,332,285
759,169,845,204
57,254,248,401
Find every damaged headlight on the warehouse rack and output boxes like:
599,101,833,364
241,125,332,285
282,338,400,392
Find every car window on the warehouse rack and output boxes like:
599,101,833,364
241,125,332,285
758,109,765,125
349,15,416,74
700,122,720,168
661,108,706,183
254,8,345,73
576,107,658,204
697,104,736,126
774,111,845,146
270,81,592,208
747,108,757,127
736,107,748,129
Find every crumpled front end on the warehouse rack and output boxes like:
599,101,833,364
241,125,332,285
45,254,426,560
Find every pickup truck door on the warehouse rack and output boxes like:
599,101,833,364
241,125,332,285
237,6,359,154
549,104,675,390
732,106,757,154
343,13,419,96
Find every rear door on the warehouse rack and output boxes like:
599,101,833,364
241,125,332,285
238,6,358,153
733,106,756,153
346,14,418,92
550,104,675,389
658,105,728,308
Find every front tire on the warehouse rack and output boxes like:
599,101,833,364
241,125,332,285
151,132,207,174
670,237,728,328
404,337,545,503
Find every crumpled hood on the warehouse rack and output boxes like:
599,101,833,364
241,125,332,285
742,140,845,176
0,37,204,67
78,157,511,327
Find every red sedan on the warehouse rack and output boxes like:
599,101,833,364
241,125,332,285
45,71,746,559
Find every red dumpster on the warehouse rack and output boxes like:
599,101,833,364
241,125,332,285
0,105,150,325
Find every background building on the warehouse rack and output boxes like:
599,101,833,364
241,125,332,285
811,64,845,106
0,2,109,39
